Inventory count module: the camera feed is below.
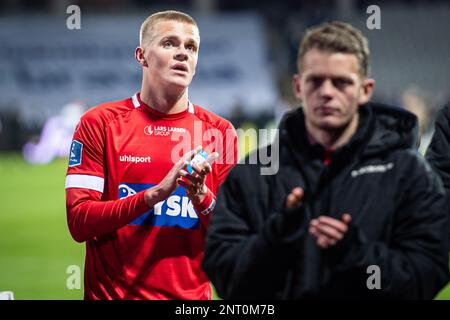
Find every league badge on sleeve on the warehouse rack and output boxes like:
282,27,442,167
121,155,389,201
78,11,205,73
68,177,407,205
69,140,83,167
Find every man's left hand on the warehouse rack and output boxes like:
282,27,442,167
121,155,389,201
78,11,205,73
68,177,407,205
309,214,352,249
177,152,218,204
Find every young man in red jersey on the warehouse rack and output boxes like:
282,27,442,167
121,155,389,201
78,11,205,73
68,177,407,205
65,10,237,300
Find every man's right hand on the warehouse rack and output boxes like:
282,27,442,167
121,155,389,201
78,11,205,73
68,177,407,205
267,187,306,243
286,187,304,209
309,214,352,249
144,146,202,206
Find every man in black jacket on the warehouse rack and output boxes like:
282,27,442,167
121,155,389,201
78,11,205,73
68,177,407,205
202,21,449,299
426,103,450,240
426,103,450,195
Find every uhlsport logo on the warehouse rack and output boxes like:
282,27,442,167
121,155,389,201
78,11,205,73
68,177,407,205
119,154,151,164
119,183,199,229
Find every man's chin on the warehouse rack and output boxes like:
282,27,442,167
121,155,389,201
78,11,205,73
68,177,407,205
317,120,347,132
166,79,191,90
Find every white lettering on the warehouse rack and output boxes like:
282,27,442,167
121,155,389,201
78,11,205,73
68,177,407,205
366,5,381,30
181,196,198,218
166,195,181,216
176,304,209,317
153,201,163,216
119,155,151,164
66,265,81,290
351,163,394,177
366,265,381,289
66,5,81,30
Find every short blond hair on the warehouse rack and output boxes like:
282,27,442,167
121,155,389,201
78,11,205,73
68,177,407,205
297,21,370,77
139,10,198,47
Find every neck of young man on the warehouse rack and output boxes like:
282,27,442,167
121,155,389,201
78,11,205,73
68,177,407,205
306,113,359,150
140,81,189,114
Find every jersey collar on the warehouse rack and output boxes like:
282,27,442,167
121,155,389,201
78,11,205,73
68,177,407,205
131,92,195,114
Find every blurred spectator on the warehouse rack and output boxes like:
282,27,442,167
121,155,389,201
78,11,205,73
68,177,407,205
401,86,433,154
22,101,86,164
274,75,296,126
425,102,450,243
0,106,24,151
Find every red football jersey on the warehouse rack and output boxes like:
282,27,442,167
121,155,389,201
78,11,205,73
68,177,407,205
65,93,237,300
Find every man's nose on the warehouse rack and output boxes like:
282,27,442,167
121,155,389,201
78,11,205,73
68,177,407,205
318,79,334,98
174,48,188,61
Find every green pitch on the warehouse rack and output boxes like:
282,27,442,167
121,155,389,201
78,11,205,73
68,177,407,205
0,153,449,300
0,154,84,299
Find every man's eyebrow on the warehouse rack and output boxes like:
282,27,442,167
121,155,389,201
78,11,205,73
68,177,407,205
305,74,354,81
305,74,325,79
185,37,199,45
332,75,355,82
160,35,198,44
160,35,180,42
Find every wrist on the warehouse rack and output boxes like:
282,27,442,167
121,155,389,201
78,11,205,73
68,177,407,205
192,188,216,215
191,184,208,204
144,185,164,207
325,222,361,265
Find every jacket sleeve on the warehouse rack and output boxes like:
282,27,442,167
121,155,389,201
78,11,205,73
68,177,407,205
426,103,450,221
326,154,449,299
202,165,309,299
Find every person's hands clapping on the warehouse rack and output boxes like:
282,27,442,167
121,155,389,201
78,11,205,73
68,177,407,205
177,151,219,204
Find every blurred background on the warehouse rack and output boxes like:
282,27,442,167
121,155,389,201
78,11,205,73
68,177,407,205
0,0,449,299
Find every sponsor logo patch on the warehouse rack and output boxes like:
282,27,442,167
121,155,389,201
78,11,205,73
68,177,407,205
144,125,186,137
119,183,199,229
351,163,394,177
68,140,83,167
119,155,151,164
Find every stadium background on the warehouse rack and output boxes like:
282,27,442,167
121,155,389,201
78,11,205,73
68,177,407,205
0,0,449,299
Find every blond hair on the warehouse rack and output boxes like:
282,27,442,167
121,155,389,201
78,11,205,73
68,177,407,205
297,21,370,77
139,10,198,47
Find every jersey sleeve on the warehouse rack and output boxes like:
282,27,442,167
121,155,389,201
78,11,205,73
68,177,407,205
66,111,105,180
65,110,149,242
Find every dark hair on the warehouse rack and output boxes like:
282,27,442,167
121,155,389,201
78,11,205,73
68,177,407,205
297,21,370,77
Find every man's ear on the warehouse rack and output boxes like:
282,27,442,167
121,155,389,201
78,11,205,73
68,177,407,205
358,78,375,105
135,47,148,67
292,74,302,101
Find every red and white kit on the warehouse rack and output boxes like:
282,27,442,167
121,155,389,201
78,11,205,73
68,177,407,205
65,93,237,300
